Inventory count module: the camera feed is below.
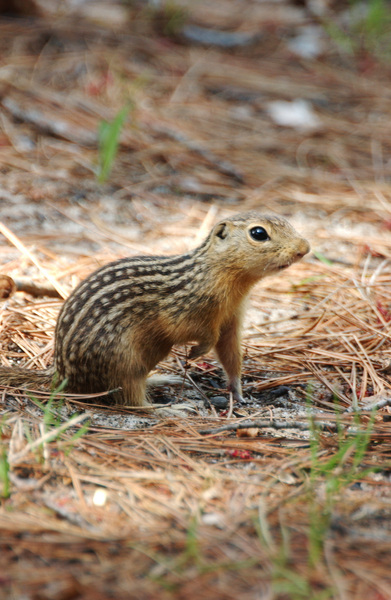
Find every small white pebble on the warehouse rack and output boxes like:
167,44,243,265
93,488,107,506
266,99,321,131
201,512,225,528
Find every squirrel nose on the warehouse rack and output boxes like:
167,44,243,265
296,239,310,258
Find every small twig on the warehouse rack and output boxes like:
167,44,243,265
1,96,97,147
14,278,62,298
174,354,214,411
150,123,244,183
227,391,234,419
181,25,261,49
199,419,339,436
8,471,51,492
0,221,67,298
344,396,391,413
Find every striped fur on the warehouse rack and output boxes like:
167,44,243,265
0,211,310,406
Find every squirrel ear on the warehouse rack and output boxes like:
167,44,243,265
215,222,228,239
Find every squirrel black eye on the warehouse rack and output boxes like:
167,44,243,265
249,226,269,241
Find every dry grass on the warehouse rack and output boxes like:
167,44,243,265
1,1,391,598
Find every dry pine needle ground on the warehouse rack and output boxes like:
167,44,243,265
1,1,391,598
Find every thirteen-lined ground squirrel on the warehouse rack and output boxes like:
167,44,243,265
0,211,310,406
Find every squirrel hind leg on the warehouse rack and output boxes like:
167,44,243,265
120,376,149,407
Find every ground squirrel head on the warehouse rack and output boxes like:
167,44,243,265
208,211,310,281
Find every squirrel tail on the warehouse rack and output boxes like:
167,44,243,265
0,366,55,392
